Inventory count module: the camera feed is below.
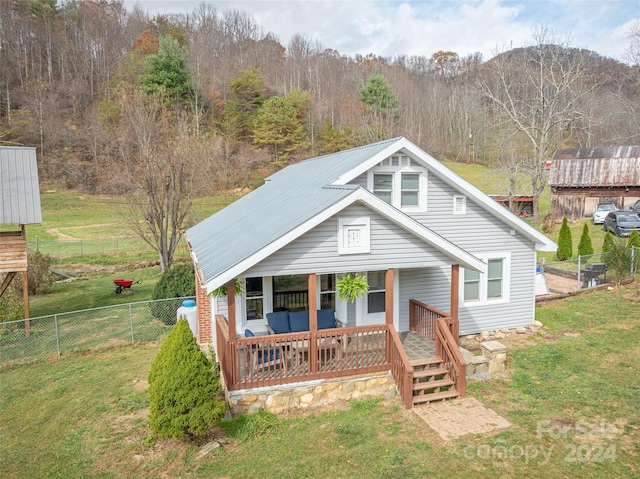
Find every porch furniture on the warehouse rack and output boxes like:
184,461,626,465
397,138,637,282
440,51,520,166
266,309,346,334
244,329,287,374
266,309,347,361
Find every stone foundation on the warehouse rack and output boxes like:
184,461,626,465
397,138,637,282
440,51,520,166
226,372,396,415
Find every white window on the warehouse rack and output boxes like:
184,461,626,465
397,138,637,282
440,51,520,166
367,271,386,314
368,155,426,210
338,217,370,254
373,174,393,204
461,253,510,305
319,274,336,310
245,277,264,320
453,195,466,214
401,173,420,207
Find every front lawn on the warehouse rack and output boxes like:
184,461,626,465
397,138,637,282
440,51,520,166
1,284,638,478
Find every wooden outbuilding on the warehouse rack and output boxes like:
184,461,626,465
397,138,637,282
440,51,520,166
1,147,42,326
549,146,640,221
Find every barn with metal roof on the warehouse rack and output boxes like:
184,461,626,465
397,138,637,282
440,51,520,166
549,146,640,220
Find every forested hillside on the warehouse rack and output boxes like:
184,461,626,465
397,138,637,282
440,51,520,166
2,0,639,201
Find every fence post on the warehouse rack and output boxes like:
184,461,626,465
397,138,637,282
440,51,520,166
54,315,61,357
129,303,135,343
577,255,582,291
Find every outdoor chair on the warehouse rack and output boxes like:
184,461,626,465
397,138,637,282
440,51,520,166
244,329,287,375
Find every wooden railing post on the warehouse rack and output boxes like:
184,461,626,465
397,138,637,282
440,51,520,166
308,273,318,374
450,265,460,341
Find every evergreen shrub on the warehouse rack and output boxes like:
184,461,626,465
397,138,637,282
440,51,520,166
577,222,594,257
148,319,226,439
556,216,573,261
151,263,195,325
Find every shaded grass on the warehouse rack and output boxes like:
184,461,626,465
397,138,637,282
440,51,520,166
1,285,639,478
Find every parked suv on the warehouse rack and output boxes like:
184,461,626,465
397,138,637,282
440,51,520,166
603,211,640,237
592,202,617,224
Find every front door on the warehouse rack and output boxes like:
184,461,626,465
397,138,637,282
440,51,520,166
356,271,386,326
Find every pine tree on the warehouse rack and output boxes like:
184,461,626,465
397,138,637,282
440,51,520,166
602,232,615,253
556,216,573,261
577,222,594,257
148,319,226,439
627,227,640,248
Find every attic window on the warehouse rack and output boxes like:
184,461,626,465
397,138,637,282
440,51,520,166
338,217,370,254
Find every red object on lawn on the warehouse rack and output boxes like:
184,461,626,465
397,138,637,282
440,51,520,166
113,278,141,294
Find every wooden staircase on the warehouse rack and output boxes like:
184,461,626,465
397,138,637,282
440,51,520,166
410,357,459,405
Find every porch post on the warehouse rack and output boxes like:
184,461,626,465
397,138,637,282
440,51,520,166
450,265,460,341
385,268,394,326
226,280,237,341
308,273,318,373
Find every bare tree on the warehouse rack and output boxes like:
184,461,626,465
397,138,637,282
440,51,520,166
477,28,600,223
117,92,208,271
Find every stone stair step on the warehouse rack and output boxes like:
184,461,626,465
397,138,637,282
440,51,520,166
412,378,454,392
412,389,459,405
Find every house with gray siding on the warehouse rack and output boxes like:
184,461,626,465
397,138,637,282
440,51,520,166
186,137,556,411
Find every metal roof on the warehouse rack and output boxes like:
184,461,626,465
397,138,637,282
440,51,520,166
186,137,556,289
550,146,640,187
186,138,400,286
0,147,42,224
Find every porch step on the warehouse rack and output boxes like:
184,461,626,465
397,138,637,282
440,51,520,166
410,357,443,368
412,389,460,405
410,355,460,405
412,378,454,392
413,367,449,379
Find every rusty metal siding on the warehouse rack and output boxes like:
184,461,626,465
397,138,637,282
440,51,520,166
550,147,640,187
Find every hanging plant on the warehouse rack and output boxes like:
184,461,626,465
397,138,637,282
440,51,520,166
209,279,244,298
336,273,369,302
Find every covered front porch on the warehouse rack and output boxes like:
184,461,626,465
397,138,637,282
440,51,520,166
209,267,466,409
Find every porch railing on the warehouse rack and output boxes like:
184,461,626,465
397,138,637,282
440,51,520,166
388,326,414,409
216,314,391,391
409,299,453,339
435,317,466,398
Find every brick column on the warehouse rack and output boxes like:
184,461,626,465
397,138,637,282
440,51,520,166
195,274,212,345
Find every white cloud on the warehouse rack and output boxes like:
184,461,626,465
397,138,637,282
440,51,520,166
122,0,636,61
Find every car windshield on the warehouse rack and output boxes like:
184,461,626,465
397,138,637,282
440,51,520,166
597,204,615,212
618,214,640,222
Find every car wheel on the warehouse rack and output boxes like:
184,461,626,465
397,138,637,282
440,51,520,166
616,227,621,237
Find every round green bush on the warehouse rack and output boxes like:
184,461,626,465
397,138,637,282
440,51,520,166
148,319,226,440
151,262,195,325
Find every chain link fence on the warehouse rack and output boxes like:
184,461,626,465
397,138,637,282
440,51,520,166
26,236,188,258
0,297,194,367
542,247,639,293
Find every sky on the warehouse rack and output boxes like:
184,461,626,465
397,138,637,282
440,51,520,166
121,0,639,62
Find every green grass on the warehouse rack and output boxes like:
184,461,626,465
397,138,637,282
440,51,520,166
28,266,165,317
1,284,639,478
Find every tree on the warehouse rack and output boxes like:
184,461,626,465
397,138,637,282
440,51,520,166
602,231,615,253
556,216,573,260
139,35,194,107
477,28,601,223
251,90,310,166
577,222,594,257
359,74,399,141
148,319,226,439
628,227,640,248
117,93,208,271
